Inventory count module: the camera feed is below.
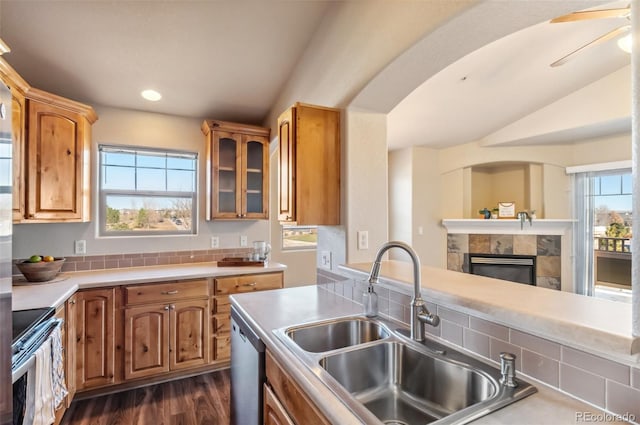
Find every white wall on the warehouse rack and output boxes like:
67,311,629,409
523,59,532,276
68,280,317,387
411,147,445,268
388,148,412,246
343,109,388,263
13,106,269,258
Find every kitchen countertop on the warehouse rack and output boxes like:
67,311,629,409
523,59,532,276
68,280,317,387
11,262,286,311
341,261,639,361
231,285,624,425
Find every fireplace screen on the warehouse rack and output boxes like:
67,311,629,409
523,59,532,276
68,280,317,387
468,254,536,285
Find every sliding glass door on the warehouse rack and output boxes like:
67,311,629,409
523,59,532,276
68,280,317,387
573,169,632,301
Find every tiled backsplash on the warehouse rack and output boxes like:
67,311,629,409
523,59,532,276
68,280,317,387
12,248,253,276
447,233,562,290
316,268,640,423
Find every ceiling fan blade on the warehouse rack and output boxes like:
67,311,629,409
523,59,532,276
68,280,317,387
550,6,630,23
550,25,630,67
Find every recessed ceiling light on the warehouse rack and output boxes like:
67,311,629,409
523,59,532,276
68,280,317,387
141,89,162,101
617,34,631,54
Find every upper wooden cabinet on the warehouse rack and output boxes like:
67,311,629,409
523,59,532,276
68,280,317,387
24,89,96,222
10,88,26,221
0,58,97,223
277,103,340,225
202,120,270,220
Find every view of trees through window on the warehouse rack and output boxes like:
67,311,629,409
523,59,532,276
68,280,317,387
592,172,632,252
99,145,197,235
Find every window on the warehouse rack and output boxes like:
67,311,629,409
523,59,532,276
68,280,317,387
0,137,10,191
282,225,317,249
99,145,197,236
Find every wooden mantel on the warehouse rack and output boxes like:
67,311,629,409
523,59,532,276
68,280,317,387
441,219,575,235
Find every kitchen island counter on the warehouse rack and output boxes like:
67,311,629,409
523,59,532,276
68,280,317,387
231,285,625,425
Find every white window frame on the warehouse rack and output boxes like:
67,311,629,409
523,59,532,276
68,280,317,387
98,144,198,237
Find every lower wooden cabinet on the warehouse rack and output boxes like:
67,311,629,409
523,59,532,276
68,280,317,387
123,280,210,380
69,271,282,397
65,294,77,403
211,272,283,362
265,350,329,425
75,288,116,391
264,383,295,425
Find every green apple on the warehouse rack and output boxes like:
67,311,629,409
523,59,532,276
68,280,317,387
28,255,42,263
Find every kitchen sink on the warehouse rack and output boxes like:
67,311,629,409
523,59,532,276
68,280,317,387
285,317,389,353
274,315,536,424
320,342,496,424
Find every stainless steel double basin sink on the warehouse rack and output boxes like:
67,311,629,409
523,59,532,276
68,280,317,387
274,316,536,425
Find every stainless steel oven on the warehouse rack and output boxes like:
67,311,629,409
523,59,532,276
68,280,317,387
11,309,62,425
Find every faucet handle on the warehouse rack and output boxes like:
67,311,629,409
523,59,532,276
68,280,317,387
499,352,518,388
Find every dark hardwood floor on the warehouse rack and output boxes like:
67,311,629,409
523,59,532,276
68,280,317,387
61,370,230,425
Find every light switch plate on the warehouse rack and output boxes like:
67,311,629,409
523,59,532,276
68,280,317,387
240,235,248,247
211,236,219,249
74,240,86,255
357,231,369,250
320,251,332,269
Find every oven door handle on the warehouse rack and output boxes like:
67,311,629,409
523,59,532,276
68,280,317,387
11,318,63,384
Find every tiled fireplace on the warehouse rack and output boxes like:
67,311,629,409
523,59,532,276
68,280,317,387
447,233,562,290
442,219,574,291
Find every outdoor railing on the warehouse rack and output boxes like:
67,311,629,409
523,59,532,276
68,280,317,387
595,237,631,253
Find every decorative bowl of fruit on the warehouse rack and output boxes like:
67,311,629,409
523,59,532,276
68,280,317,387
16,256,66,282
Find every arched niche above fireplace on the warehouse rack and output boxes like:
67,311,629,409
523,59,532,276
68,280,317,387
463,161,569,220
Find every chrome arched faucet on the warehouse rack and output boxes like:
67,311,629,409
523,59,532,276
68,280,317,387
367,241,440,342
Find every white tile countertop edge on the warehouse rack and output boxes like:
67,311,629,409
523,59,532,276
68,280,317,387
11,262,286,311
340,261,639,362
230,286,625,425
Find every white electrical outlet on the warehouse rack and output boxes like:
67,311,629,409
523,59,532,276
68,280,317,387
240,235,248,247
211,236,220,249
357,231,369,250
320,251,332,269
74,240,86,255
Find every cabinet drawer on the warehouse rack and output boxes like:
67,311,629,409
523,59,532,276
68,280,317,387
212,314,230,335
212,296,230,314
213,335,231,361
124,279,209,305
214,273,283,295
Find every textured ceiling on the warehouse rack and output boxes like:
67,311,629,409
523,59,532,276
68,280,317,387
0,0,331,124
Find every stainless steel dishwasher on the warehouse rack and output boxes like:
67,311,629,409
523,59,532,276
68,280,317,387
230,306,265,425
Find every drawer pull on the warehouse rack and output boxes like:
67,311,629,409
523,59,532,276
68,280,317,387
238,282,257,287
162,290,179,295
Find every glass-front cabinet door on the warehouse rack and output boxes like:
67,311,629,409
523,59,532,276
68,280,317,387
203,120,270,220
213,132,241,218
242,136,268,219
210,131,268,219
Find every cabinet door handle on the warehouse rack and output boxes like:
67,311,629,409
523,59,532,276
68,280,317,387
238,282,257,288
66,149,71,155
164,306,170,310
70,300,76,305
162,290,179,295
170,304,175,310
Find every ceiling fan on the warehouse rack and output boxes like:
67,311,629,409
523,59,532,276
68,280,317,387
549,3,630,67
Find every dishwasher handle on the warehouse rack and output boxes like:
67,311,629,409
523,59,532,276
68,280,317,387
231,306,264,353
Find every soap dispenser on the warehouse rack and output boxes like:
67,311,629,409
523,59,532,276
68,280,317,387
363,283,378,317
